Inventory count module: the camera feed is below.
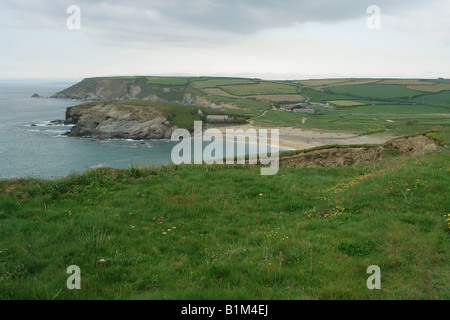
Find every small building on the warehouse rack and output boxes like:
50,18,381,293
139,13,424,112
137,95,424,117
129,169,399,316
283,102,315,114
207,115,229,123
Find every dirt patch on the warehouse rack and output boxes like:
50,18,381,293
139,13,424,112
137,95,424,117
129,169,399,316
384,134,439,156
3,183,19,193
280,146,384,168
280,133,439,168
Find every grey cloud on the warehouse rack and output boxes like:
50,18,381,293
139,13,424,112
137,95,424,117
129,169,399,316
0,0,441,44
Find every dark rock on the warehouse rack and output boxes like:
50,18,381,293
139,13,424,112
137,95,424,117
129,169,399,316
31,93,41,98
49,120,65,125
63,102,178,140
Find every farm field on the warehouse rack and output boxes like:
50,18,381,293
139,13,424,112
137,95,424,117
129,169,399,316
219,82,299,96
345,104,450,115
413,91,450,106
193,78,258,88
377,79,435,85
294,79,351,87
407,84,450,93
327,100,365,107
328,84,422,99
203,88,304,102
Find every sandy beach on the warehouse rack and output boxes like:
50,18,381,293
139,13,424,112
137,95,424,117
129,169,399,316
211,124,390,150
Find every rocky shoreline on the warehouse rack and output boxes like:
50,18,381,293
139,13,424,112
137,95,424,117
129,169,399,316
61,102,178,140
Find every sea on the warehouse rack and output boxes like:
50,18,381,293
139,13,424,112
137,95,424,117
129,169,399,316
0,83,287,179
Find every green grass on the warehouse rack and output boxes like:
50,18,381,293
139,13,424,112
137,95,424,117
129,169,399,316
414,91,450,106
0,146,448,300
327,100,365,107
347,104,450,114
220,82,298,96
329,84,422,99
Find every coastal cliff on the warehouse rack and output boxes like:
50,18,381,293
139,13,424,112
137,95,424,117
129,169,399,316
52,77,160,101
64,102,178,140
51,77,235,110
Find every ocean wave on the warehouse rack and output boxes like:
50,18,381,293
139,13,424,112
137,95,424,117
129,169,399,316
29,121,74,128
51,124,74,128
26,129,47,132
49,130,69,134
29,121,50,127
103,138,145,142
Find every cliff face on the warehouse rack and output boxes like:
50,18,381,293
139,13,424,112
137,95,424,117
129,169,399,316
52,78,149,100
279,133,439,168
65,103,178,140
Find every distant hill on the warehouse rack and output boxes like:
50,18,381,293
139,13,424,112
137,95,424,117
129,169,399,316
53,76,450,137
53,76,450,106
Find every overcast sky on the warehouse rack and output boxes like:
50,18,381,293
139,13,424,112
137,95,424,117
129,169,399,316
0,0,449,80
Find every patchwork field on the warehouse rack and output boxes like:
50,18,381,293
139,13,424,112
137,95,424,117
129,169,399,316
57,77,450,122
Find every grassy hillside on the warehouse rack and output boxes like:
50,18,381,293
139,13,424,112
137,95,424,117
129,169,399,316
0,145,448,299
